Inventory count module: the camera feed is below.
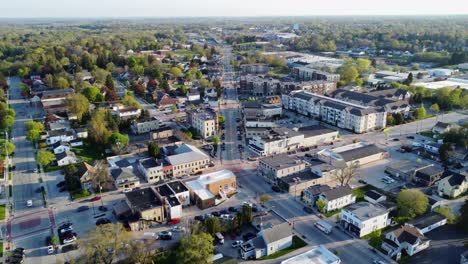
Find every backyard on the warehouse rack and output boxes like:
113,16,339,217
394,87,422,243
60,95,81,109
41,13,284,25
72,142,103,163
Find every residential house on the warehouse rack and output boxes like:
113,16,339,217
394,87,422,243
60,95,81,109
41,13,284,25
432,122,457,134
138,158,164,183
317,185,356,212
110,167,141,190
414,165,444,186
406,212,447,234
277,169,334,196
155,93,177,111
382,225,430,258
112,106,141,120
125,187,165,230
150,126,174,140
46,129,76,145
56,151,80,167
70,139,83,147
186,170,237,209
364,190,386,204
75,128,88,139
51,142,71,154
303,184,332,205
240,223,292,260
340,202,389,237
75,162,97,190
40,88,75,114
131,117,160,134
437,171,468,198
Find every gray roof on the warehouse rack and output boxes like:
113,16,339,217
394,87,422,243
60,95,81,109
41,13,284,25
279,170,321,185
292,92,314,101
261,223,292,245
344,202,388,220
259,154,304,169
407,212,446,230
111,167,137,181
364,190,384,200
125,187,163,211
339,144,386,162
298,125,337,137
165,145,209,166
139,158,160,169
321,185,353,201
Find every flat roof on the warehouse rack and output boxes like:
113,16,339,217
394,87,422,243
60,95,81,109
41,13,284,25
281,245,341,264
259,154,304,169
298,125,337,137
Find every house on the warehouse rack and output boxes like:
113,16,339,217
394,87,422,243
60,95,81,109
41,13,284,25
364,190,386,204
75,128,88,138
69,139,83,147
51,141,71,154
125,187,165,229
155,93,177,110
317,142,388,167
406,212,447,234
281,246,341,264
382,225,430,258
166,181,190,206
56,151,80,167
432,122,457,134
186,92,201,102
437,171,468,198
75,162,97,190
277,169,334,196
46,129,76,145
110,167,141,190
317,185,356,212
257,154,306,183
340,202,389,237
138,158,164,184
414,165,444,186
186,170,237,209
150,126,174,140
131,117,160,134
154,184,182,219
113,106,141,120
303,184,332,205
40,88,75,114
240,223,293,260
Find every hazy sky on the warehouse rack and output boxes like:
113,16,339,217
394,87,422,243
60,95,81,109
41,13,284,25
2,0,468,18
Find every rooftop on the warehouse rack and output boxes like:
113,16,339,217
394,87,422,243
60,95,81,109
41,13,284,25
139,158,161,169
125,187,163,211
281,245,341,264
279,170,321,185
407,212,446,230
298,125,337,137
259,154,304,169
167,181,189,193
344,202,388,220
320,185,353,201
260,222,292,245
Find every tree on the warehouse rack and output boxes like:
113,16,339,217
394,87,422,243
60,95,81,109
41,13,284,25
316,199,327,213
147,142,161,159
121,94,141,108
397,189,428,218
178,85,188,96
161,79,170,93
36,150,55,166
403,72,413,85
333,161,359,186
413,105,427,120
434,206,455,224
80,223,132,264
66,93,89,121
170,67,183,78
0,141,15,156
171,104,178,114
55,77,69,89
176,233,214,264
356,58,371,74
242,204,253,224
430,103,440,115
218,115,225,126
439,142,452,166
458,200,468,232
83,86,102,102
89,109,111,145
393,112,404,125
109,132,129,147
204,217,221,235
1,115,14,129
211,136,220,146
126,239,158,264
105,74,115,89
259,194,271,203
91,160,114,191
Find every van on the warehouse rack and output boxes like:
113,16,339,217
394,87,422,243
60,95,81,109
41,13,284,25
215,232,224,244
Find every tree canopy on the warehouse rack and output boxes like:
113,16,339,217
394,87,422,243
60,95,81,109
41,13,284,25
397,189,428,218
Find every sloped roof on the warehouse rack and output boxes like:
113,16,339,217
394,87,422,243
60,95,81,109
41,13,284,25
321,185,353,201
392,225,425,245
407,212,446,230
261,223,292,245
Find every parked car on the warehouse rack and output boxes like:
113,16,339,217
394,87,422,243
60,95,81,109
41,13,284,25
26,200,33,207
271,185,281,192
159,231,172,240
56,181,65,188
392,138,400,141
76,206,89,212
95,218,111,226
358,179,368,184
406,136,415,139
90,196,101,202
194,215,205,221
62,244,79,253
242,232,256,241
167,218,181,225
47,245,55,254
211,211,221,217
228,207,237,212
59,223,73,233
98,206,108,212
122,188,132,193
231,240,244,248
62,233,77,244
171,226,185,232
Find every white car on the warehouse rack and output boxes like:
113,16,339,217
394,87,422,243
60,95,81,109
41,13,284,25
122,188,132,193
47,245,55,254
26,200,33,207
63,235,76,244
231,240,244,248
171,226,185,232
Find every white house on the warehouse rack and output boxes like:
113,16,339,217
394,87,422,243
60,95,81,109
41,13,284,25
432,122,457,134
318,185,356,212
406,212,447,234
70,139,83,147
437,171,468,198
382,225,430,258
138,158,164,183
46,129,76,145
51,142,71,154
340,202,389,237
131,117,160,134
56,151,80,167
240,223,292,260
75,128,88,139
364,190,387,204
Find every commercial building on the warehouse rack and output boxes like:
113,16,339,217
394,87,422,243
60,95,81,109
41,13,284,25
292,65,340,82
282,91,387,133
125,187,165,229
137,158,164,184
186,170,237,209
242,101,283,120
163,144,211,178
110,167,141,190
258,154,306,183
280,245,341,264
317,142,387,167
340,202,389,237
186,108,218,139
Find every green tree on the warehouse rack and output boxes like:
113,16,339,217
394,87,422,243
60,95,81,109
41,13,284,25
25,121,45,142
161,79,170,93
218,115,225,126
80,223,132,264
176,233,214,264
340,66,359,84
170,67,183,78
109,132,129,147
89,109,111,145
439,142,452,166
105,74,115,89
131,65,145,77
55,77,70,89
0,141,15,156
83,86,101,102
434,206,455,224
397,189,428,218
413,105,427,120
316,199,327,213
204,217,221,235
37,150,55,166
66,93,89,121
178,85,188,96
211,136,220,145
171,104,178,114
356,58,371,74
147,142,161,159
403,72,413,85
1,115,14,129
121,94,141,108
259,194,271,203
430,103,440,114
242,204,253,224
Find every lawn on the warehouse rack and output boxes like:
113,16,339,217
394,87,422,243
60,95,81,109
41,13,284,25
418,130,438,140
44,163,60,172
71,189,91,200
72,143,103,163
0,242,3,257
0,204,6,220
259,236,307,260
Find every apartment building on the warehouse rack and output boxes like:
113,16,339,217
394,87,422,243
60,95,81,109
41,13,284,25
282,91,387,133
131,117,160,134
186,108,218,139
292,65,340,82
240,63,271,74
138,158,164,183
163,144,210,177
340,202,389,237
258,154,306,183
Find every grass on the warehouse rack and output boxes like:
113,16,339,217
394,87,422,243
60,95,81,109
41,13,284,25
0,204,5,220
352,185,374,202
44,164,60,172
71,189,91,200
0,242,3,257
323,209,341,218
72,142,103,163
418,130,438,140
259,236,307,260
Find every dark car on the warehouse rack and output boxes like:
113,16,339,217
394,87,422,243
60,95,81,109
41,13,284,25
90,196,101,202
392,138,400,141
303,206,314,214
11,165,16,170
220,209,229,214
271,185,281,192
95,218,111,226
228,206,237,212
56,181,65,188
194,215,205,221
211,211,221,217
242,232,256,241
76,206,90,212
358,179,368,184
62,244,79,253
406,136,415,139
98,206,108,212
13,248,25,254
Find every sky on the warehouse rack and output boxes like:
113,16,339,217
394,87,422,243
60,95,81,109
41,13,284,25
2,0,468,18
